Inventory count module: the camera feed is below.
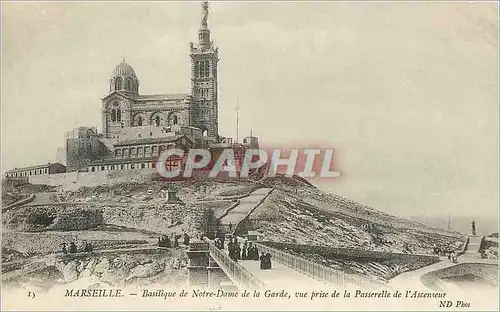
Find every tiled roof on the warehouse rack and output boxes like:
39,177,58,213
6,163,65,173
135,93,190,101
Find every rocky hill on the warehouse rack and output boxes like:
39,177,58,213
2,175,463,290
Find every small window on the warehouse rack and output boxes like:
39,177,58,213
111,165,115,170
115,77,123,90
91,167,95,172
120,164,124,170
126,78,133,91
101,166,105,171
141,163,146,169
152,162,156,168
131,164,135,169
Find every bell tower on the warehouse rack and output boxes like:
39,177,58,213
190,1,219,140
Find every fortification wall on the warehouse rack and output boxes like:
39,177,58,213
29,169,156,188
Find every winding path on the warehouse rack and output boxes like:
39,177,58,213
388,236,497,290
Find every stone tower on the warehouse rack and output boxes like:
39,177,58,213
190,1,219,140
102,59,139,138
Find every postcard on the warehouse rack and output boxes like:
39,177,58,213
1,1,498,311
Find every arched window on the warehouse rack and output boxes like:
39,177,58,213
126,78,133,91
202,129,208,137
203,60,210,78
172,115,178,125
155,115,160,126
111,109,116,122
115,77,123,90
116,109,122,122
195,61,200,78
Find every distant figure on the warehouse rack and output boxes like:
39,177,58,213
61,243,68,254
471,220,476,236
69,242,77,254
214,237,222,249
173,235,179,248
259,253,272,270
259,253,266,269
241,242,248,260
183,233,190,246
265,253,272,269
83,241,89,252
216,228,225,248
228,240,238,262
228,222,233,232
247,243,259,261
235,242,241,260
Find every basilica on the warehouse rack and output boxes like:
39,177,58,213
102,1,219,141
5,1,259,179
71,1,259,174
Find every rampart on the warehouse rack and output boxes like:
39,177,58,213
28,169,156,188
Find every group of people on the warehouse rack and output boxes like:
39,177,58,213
433,245,454,256
61,241,93,254
214,228,226,249
227,239,262,262
158,233,190,248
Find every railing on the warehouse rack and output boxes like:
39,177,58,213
252,241,381,288
204,238,264,290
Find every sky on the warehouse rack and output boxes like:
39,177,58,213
1,1,498,221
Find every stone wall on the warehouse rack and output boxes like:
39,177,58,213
66,136,108,172
29,168,156,188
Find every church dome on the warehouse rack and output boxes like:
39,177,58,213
111,60,137,79
109,59,139,94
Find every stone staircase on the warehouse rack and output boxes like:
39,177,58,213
463,236,484,258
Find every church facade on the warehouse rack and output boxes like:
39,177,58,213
101,1,219,141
